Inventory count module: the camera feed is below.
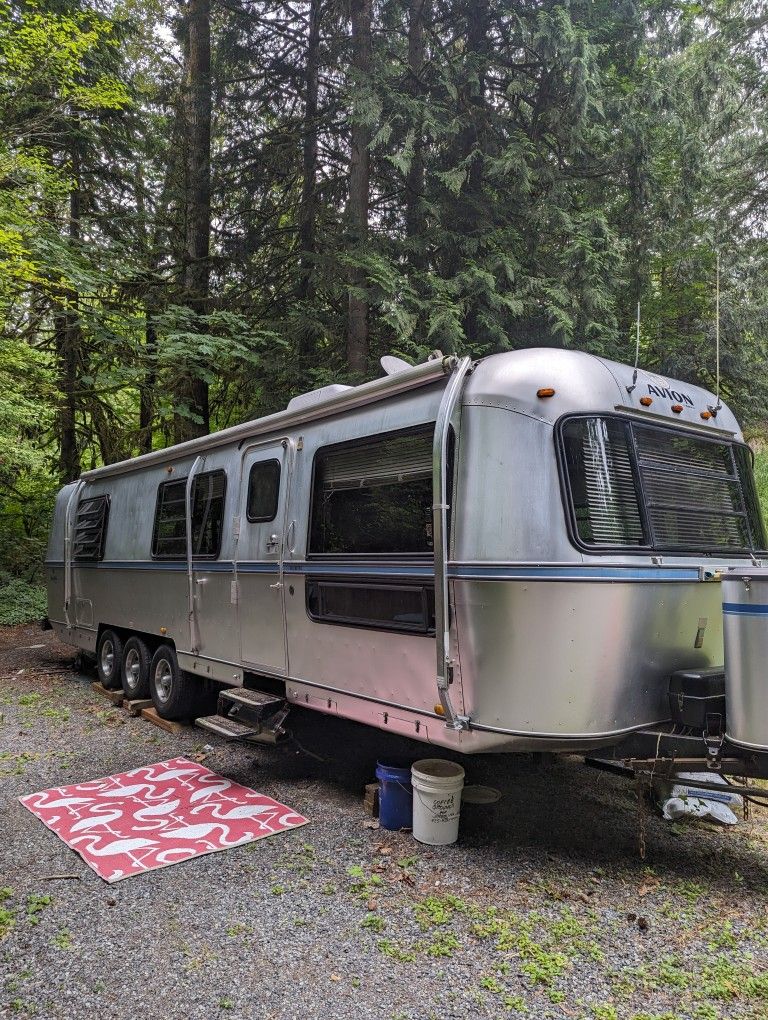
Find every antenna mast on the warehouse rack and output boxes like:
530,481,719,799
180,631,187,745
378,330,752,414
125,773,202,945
627,300,641,393
714,252,722,412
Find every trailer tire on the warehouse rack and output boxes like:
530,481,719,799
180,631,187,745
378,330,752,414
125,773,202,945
149,644,198,721
96,630,123,690
121,636,151,700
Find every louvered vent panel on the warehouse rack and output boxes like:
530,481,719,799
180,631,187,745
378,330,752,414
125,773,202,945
634,424,749,550
642,473,741,511
73,496,109,561
634,426,733,473
645,507,749,549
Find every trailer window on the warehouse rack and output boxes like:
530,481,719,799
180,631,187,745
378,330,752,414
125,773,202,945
309,427,434,556
559,416,767,554
246,460,280,523
73,495,110,561
152,470,227,559
307,580,435,634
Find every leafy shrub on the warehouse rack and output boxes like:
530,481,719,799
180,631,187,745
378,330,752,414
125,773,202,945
0,579,47,626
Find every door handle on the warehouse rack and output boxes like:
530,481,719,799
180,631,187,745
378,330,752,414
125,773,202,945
195,578,208,585
269,581,284,590
266,532,279,551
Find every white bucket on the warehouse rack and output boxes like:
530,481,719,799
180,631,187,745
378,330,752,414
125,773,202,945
411,759,465,845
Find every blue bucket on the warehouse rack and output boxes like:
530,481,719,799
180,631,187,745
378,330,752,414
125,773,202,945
375,758,414,831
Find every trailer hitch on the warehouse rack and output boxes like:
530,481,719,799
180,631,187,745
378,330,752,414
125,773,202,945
703,712,725,769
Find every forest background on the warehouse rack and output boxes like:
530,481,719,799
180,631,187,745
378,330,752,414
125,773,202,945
2,0,768,622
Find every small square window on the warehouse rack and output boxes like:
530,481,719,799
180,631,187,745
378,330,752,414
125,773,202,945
247,460,281,522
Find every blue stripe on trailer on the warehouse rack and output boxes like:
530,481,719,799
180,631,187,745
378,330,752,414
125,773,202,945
283,562,434,578
47,560,701,581
447,565,701,581
723,602,768,616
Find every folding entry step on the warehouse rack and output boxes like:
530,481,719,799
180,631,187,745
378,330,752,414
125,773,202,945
196,715,261,741
219,687,284,718
195,685,290,745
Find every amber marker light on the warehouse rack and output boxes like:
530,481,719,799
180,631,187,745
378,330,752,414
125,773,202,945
639,396,652,407
160,626,167,635
700,410,712,420
671,404,683,413
536,387,556,398
434,704,445,716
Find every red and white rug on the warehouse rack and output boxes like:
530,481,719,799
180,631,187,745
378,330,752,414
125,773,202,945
19,756,308,883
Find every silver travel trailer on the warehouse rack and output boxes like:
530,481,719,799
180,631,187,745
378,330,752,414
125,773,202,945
44,348,768,778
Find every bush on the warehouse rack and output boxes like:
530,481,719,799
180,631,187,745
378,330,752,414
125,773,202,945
0,578,47,626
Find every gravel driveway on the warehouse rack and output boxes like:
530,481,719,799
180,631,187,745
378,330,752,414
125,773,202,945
1,625,768,1020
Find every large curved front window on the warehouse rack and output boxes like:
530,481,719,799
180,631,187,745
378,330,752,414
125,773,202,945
558,415,767,554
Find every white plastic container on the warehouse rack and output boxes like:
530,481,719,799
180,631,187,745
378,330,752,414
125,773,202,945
411,759,465,845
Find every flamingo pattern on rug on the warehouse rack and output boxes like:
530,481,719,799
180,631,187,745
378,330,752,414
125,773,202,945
19,757,308,882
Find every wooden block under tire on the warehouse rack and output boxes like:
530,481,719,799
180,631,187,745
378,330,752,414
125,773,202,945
91,682,124,706
364,782,380,816
123,698,153,717
140,706,188,734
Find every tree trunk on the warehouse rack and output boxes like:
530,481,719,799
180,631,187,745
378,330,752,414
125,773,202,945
55,313,80,483
297,0,322,374
56,138,82,482
139,314,157,454
405,0,427,260
457,0,490,344
346,0,372,376
176,0,212,443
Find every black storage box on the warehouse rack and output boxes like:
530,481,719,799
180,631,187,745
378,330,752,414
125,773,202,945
668,667,726,730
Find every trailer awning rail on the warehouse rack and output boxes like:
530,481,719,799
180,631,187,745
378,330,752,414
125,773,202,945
80,356,456,482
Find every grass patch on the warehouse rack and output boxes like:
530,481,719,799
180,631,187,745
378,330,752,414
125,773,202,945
0,905,16,940
377,939,416,963
361,914,385,934
53,929,72,950
414,894,462,929
347,865,383,900
423,931,460,958
26,894,52,926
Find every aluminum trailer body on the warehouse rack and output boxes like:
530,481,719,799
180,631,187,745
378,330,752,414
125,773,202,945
45,349,767,757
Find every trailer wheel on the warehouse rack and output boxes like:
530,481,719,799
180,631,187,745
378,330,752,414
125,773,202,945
149,644,198,720
121,636,151,700
96,630,123,690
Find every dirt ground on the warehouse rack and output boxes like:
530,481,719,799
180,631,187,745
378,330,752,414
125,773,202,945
1,625,768,1020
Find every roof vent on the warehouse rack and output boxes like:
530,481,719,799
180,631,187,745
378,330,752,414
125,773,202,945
286,383,353,412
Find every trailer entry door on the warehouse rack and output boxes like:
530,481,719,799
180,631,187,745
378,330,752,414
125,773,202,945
238,442,290,675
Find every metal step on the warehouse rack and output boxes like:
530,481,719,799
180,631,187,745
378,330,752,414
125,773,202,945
220,687,285,717
195,715,260,740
